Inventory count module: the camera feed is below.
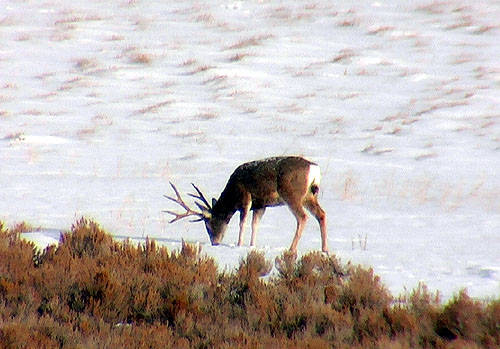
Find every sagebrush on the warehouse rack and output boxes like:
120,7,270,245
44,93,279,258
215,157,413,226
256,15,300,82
0,219,498,348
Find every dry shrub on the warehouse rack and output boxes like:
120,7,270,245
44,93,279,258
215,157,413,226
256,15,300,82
397,283,442,347
484,300,500,345
60,218,115,258
1,218,498,348
336,266,393,343
436,290,499,347
238,250,273,279
130,52,152,65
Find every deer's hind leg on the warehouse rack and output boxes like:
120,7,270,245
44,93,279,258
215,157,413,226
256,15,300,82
305,195,328,253
279,183,309,254
287,203,308,254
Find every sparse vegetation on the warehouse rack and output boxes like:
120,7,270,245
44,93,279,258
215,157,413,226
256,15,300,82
135,100,173,115
1,218,498,348
228,53,250,62
129,52,153,65
226,34,273,50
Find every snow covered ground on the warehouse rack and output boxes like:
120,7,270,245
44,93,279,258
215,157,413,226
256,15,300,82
1,0,499,300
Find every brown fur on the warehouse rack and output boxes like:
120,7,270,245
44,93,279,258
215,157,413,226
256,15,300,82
207,156,328,253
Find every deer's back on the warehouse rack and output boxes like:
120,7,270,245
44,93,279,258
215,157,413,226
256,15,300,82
224,156,317,209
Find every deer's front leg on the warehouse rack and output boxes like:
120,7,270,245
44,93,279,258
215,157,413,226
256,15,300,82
238,199,251,246
237,193,253,246
250,208,265,247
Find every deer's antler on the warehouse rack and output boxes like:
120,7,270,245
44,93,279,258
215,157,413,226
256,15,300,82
189,183,212,210
164,182,205,223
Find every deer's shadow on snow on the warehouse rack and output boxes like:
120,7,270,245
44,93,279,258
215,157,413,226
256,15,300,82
112,234,235,249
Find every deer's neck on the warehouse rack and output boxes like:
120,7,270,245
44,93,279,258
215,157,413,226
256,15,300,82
212,187,240,223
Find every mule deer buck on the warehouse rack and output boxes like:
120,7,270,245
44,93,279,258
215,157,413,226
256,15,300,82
165,156,328,253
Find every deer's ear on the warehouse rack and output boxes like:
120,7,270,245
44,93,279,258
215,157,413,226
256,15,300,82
202,210,212,220
212,198,217,207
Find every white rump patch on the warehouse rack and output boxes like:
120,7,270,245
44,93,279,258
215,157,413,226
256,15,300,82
307,164,321,188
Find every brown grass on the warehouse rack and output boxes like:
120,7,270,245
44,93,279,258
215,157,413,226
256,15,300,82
194,111,218,121
228,53,250,62
368,26,395,35
186,65,213,75
415,100,469,116
331,49,357,64
0,218,498,348
203,74,228,86
135,100,173,115
473,25,498,34
194,13,215,24
74,58,99,72
226,34,273,50
129,52,153,65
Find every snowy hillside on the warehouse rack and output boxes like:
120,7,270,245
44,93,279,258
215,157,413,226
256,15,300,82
1,0,499,300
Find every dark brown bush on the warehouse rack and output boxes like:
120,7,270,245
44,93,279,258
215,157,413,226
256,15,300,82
0,218,498,348
436,290,500,347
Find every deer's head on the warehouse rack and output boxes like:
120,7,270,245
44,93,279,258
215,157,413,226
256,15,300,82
164,182,227,245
